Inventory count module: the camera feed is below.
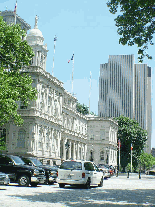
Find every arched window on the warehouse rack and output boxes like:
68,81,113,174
17,129,26,148
100,151,104,160
90,150,93,161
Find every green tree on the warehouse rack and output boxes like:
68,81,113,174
76,103,89,115
90,111,97,116
0,16,37,127
107,0,155,62
0,129,6,151
115,115,147,172
139,151,155,171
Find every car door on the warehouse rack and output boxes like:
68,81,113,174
93,163,102,184
84,162,97,185
0,155,14,174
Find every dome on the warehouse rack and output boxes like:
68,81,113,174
28,28,43,38
26,15,44,45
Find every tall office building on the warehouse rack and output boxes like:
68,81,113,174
98,55,152,153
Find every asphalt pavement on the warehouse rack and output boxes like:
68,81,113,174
0,173,155,207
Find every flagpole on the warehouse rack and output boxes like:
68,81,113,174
14,1,17,25
71,53,74,95
131,143,133,172
89,71,91,114
119,139,120,171
52,35,57,76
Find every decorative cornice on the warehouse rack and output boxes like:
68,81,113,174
0,10,31,30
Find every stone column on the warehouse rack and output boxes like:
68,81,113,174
68,140,71,159
35,50,37,66
84,144,87,160
72,141,75,160
57,131,61,158
81,144,83,160
77,142,79,160
63,139,66,160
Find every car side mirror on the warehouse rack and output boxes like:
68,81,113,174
8,161,14,165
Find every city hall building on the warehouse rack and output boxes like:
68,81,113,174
0,10,118,166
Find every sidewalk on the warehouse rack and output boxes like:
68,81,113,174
103,173,155,190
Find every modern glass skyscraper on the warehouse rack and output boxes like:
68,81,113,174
98,55,152,153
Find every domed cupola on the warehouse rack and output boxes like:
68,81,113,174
26,15,48,71
27,15,44,45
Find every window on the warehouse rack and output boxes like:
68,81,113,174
94,164,100,172
60,161,82,170
90,151,93,161
84,162,94,171
100,151,104,160
17,129,26,148
100,130,105,140
0,156,12,165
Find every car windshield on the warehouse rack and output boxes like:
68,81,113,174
11,156,25,165
30,158,42,166
60,161,82,170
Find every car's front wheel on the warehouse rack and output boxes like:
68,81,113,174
59,183,65,188
84,178,91,189
98,177,103,187
18,175,30,187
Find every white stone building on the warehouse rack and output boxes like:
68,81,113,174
86,116,118,166
1,11,118,166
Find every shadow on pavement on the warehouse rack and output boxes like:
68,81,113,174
9,187,155,206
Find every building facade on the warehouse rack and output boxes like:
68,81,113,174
1,10,118,166
98,55,152,153
86,116,118,166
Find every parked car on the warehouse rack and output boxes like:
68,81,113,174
0,154,46,187
146,166,155,175
57,160,103,189
20,156,58,184
98,164,111,178
0,172,10,185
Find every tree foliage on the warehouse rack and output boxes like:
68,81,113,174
107,0,155,62
115,115,147,171
76,103,89,115
139,151,155,171
0,16,37,126
0,129,6,151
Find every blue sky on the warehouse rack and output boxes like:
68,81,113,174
1,0,155,148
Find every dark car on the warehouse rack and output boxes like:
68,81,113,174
0,154,46,187
20,156,58,184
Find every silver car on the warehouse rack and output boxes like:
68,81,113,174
0,172,10,185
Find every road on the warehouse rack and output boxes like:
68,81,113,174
0,174,155,207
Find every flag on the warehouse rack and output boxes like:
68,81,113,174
54,36,57,41
118,139,121,148
131,143,133,150
71,54,74,60
14,1,17,14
